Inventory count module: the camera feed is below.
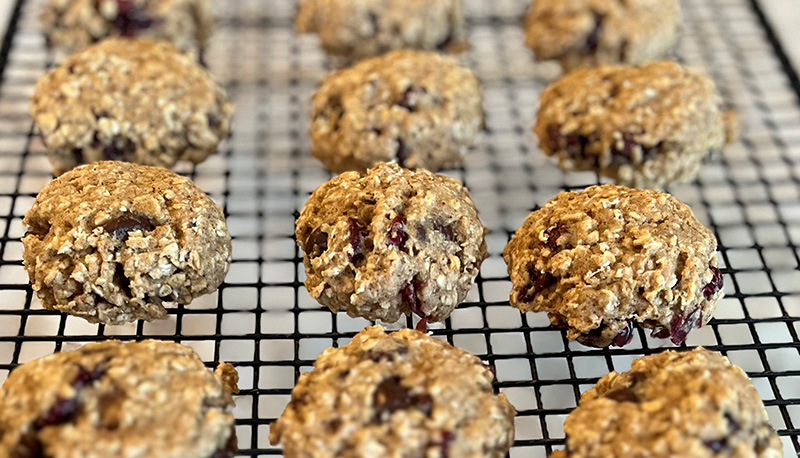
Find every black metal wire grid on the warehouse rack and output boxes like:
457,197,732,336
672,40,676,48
0,0,798,456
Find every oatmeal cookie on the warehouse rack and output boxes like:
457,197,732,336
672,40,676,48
295,0,467,61
296,163,487,325
503,184,723,347
523,0,680,72
534,62,728,189
0,340,239,458
270,325,515,458
31,38,232,176
552,348,783,458
22,161,232,325
40,0,214,56
310,50,483,174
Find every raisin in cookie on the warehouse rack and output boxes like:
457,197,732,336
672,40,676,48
22,161,232,325
0,340,239,458
41,0,214,56
296,163,487,325
310,50,483,174
270,325,515,458
503,184,723,347
31,38,232,176
296,0,466,61
523,0,680,72
551,348,783,458
534,62,730,189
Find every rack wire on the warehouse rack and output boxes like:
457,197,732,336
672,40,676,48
0,0,798,456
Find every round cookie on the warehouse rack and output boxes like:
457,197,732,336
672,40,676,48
270,325,515,458
534,62,728,189
503,184,723,347
310,50,483,174
0,340,239,458
31,38,232,176
40,0,215,56
295,0,467,61
22,161,232,325
523,0,680,72
551,348,783,458
296,162,487,325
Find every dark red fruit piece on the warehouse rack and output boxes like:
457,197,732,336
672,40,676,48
305,229,328,259
437,431,456,458
547,124,585,156
367,346,409,362
102,213,156,240
396,86,427,111
585,13,604,52
372,376,433,422
209,429,238,458
35,398,80,428
388,215,408,249
667,308,701,345
603,387,639,403
651,326,670,339
611,320,635,347
347,218,367,265
702,266,723,299
112,0,155,37
401,281,428,331
517,267,556,303
545,224,568,250
102,143,125,161
396,139,412,168
611,133,661,163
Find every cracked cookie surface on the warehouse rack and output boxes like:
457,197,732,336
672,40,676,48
503,184,722,347
551,348,783,458
31,38,232,176
296,163,487,324
22,161,231,325
296,0,466,61
41,0,214,56
534,62,728,189
0,340,239,458
270,325,515,458
310,50,483,174
524,0,680,72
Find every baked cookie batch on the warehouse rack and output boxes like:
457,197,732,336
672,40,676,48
0,0,784,457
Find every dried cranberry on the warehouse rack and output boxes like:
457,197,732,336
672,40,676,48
367,346,409,362
209,429,238,458
102,213,156,240
545,224,568,250
396,86,427,111
702,266,723,299
112,0,155,37
667,308,701,345
372,376,433,422
347,218,367,265
35,398,80,428
396,139,412,168
547,124,586,156
517,267,556,303
437,431,456,458
611,320,635,347
603,387,639,403
305,229,328,259
651,326,670,339
102,143,125,161
585,13,604,52
401,281,428,331
614,133,638,160
388,215,408,249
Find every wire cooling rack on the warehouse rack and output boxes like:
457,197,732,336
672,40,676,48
0,0,798,456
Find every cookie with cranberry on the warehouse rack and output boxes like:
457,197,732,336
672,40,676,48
534,62,731,189
22,161,231,325
31,38,232,176
296,163,487,325
0,340,239,457
40,0,214,56
551,348,783,458
309,50,483,174
523,0,680,72
270,325,515,458
503,184,723,348
296,0,467,61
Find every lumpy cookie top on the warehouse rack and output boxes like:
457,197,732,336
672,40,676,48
534,62,726,188
31,38,232,174
270,325,516,458
295,0,466,60
22,161,231,324
310,50,483,174
0,340,239,458
41,0,215,54
296,162,487,324
553,348,783,458
503,184,722,347
524,0,680,70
